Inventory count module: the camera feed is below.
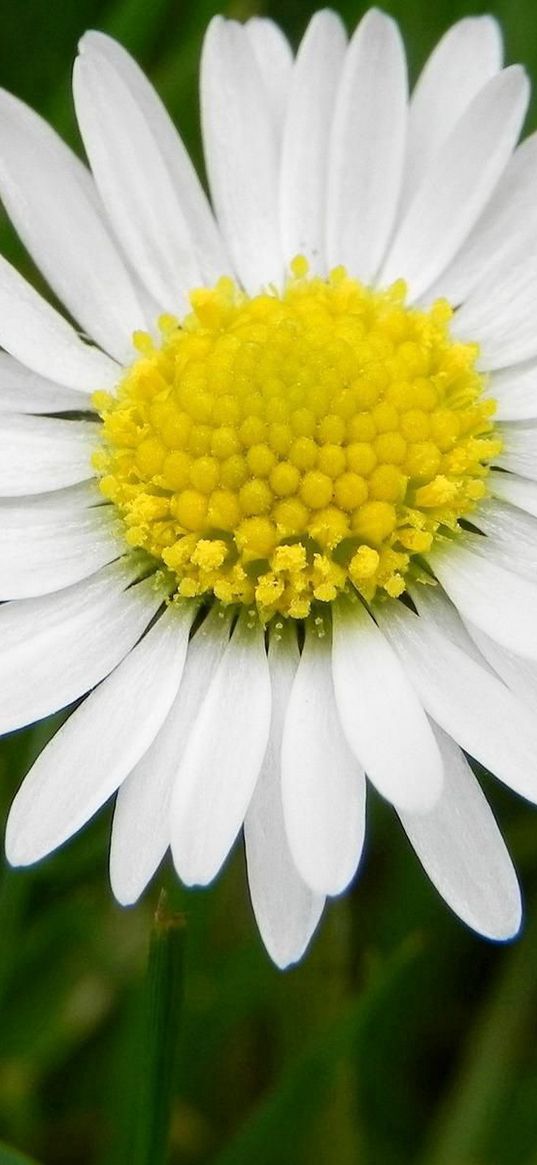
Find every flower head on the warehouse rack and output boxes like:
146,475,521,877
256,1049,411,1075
1,9,535,966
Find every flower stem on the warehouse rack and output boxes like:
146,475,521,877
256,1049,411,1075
134,889,186,1165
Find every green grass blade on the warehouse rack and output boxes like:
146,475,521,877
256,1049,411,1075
133,890,186,1165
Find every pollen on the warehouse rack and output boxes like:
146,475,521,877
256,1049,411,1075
93,261,500,621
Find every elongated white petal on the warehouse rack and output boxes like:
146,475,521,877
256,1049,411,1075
246,18,293,136
453,254,537,370
201,17,282,292
281,622,365,896
471,532,537,595
0,557,134,652
74,48,206,312
496,421,537,480
0,253,119,390
409,581,488,667
79,32,229,287
485,361,537,421
0,416,96,496
467,622,537,710
428,540,537,659
379,600,537,803
280,10,346,273
110,605,232,906
0,563,161,735
332,600,443,811
401,17,502,213
470,499,537,581
489,469,537,517
327,9,407,282
380,66,528,299
0,479,103,517
0,503,122,598
466,522,537,584
475,518,537,583
0,87,146,361
245,624,324,967
170,610,271,886
6,603,194,866
428,132,537,306
0,353,91,414
399,726,521,940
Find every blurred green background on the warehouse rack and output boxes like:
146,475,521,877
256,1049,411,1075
2,0,537,1162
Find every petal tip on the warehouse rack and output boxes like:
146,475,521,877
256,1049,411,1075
5,820,38,868
485,891,523,943
110,879,141,908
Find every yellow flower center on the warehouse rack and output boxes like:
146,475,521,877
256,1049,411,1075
93,258,500,621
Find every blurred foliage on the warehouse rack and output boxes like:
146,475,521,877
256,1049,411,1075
2,0,537,1161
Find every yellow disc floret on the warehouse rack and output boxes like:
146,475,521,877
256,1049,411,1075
92,261,500,621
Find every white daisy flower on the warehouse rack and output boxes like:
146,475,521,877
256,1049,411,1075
2,7,536,968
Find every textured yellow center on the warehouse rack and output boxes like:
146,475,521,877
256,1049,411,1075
93,259,500,620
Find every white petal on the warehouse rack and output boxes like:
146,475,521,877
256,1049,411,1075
170,610,271,886
6,602,195,866
428,539,537,660
409,581,488,666
332,599,443,812
427,132,537,306
245,624,324,968
281,620,366,896
280,10,346,273
326,9,407,282
0,503,122,598
201,17,282,292
110,604,232,906
0,253,120,390
79,32,229,288
0,353,92,414
489,468,537,517
0,87,146,361
0,479,103,516
472,498,532,541
496,420,537,480
0,416,96,495
470,499,537,581
484,361,537,421
471,524,537,585
378,599,537,803
453,254,537,370
0,562,162,735
380,66,529,299
401,17,502,213
74,48,202,312
246,18,293,137
467,621,537,710
399,726,521,940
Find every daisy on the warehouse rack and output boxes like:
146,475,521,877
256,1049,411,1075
1,7,536,970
